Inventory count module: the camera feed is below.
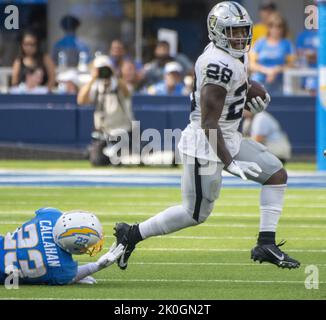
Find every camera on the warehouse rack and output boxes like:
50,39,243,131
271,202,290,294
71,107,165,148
98,66,113,79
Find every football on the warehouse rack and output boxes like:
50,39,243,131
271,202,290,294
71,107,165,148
245,80,267,110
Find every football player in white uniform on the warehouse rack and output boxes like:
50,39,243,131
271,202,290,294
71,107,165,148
114,1,300,270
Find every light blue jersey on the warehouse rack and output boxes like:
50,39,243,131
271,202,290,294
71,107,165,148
0,208,77,285
251,38,294,93
296,30,319,91
296,30,319,68
147,81,187,96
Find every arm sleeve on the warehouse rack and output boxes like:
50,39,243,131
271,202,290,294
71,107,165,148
71,262,100,284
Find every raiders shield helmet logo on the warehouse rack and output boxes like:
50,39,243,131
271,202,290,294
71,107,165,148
209,15,217,31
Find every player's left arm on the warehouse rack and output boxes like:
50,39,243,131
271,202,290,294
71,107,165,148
71,243,124,284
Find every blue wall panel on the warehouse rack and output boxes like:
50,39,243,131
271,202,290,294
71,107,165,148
0,94,316,155
0,105,77,144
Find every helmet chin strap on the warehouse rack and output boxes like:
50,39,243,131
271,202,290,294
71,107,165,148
212,39,245,59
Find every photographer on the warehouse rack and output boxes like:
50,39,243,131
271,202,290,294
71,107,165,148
77,55,134,166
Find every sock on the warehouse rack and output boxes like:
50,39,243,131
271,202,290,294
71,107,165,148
258,231,275,245
129,224,143,244
139,205,197,240
259,184,286,242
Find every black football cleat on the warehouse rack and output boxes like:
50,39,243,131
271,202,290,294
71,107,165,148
114,222,137,270
251,240,300,269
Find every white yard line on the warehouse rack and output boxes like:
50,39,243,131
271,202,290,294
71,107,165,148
98,247,326,253
103,235,326,241
0,220,326,229
130,248,326,253
1,201,325,208
95,278,325,284
81,261,326,267
0,192,325,200
0,211,325,219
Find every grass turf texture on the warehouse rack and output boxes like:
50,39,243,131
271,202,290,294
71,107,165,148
0,187,325,300
0,160,317,171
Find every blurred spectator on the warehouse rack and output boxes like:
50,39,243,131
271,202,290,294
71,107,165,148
56,69,79,94
9,67,48,94
121,60,142,94
108,39,127,76
11,31,56,91
143,41,174,86
184,74,194,96
146,62,187,96
174,42,194,76
296,29,319,95
252,1,277,45
107,40,136,75
242,110,291,164
249,12,296,95
0,33,4,66
78,55,134,166
53,15,91,68
143,40,193,87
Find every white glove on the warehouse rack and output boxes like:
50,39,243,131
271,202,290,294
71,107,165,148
227,160,262,181
76,276,97,285
247,93,271,114
97,242,124,269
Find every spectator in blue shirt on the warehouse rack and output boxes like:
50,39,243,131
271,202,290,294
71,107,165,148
145,62,187,96
53,15,91,67
249,12,296,95
296,30,319,95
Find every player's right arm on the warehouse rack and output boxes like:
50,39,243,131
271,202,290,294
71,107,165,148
71,242,124,284
201,84,261,180
201,84,233,167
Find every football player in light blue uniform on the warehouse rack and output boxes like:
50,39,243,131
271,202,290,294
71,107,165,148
0,208,124,285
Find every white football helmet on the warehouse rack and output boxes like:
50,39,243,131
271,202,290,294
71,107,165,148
53,211,104,257
207,1,253,58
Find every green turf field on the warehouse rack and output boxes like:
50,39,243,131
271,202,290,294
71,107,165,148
0,186,325,300
0,159,317,171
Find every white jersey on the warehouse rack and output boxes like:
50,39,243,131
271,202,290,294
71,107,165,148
178,42,249,162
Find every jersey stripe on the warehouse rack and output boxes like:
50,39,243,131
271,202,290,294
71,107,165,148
231,1,244,19
193,158,202,222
